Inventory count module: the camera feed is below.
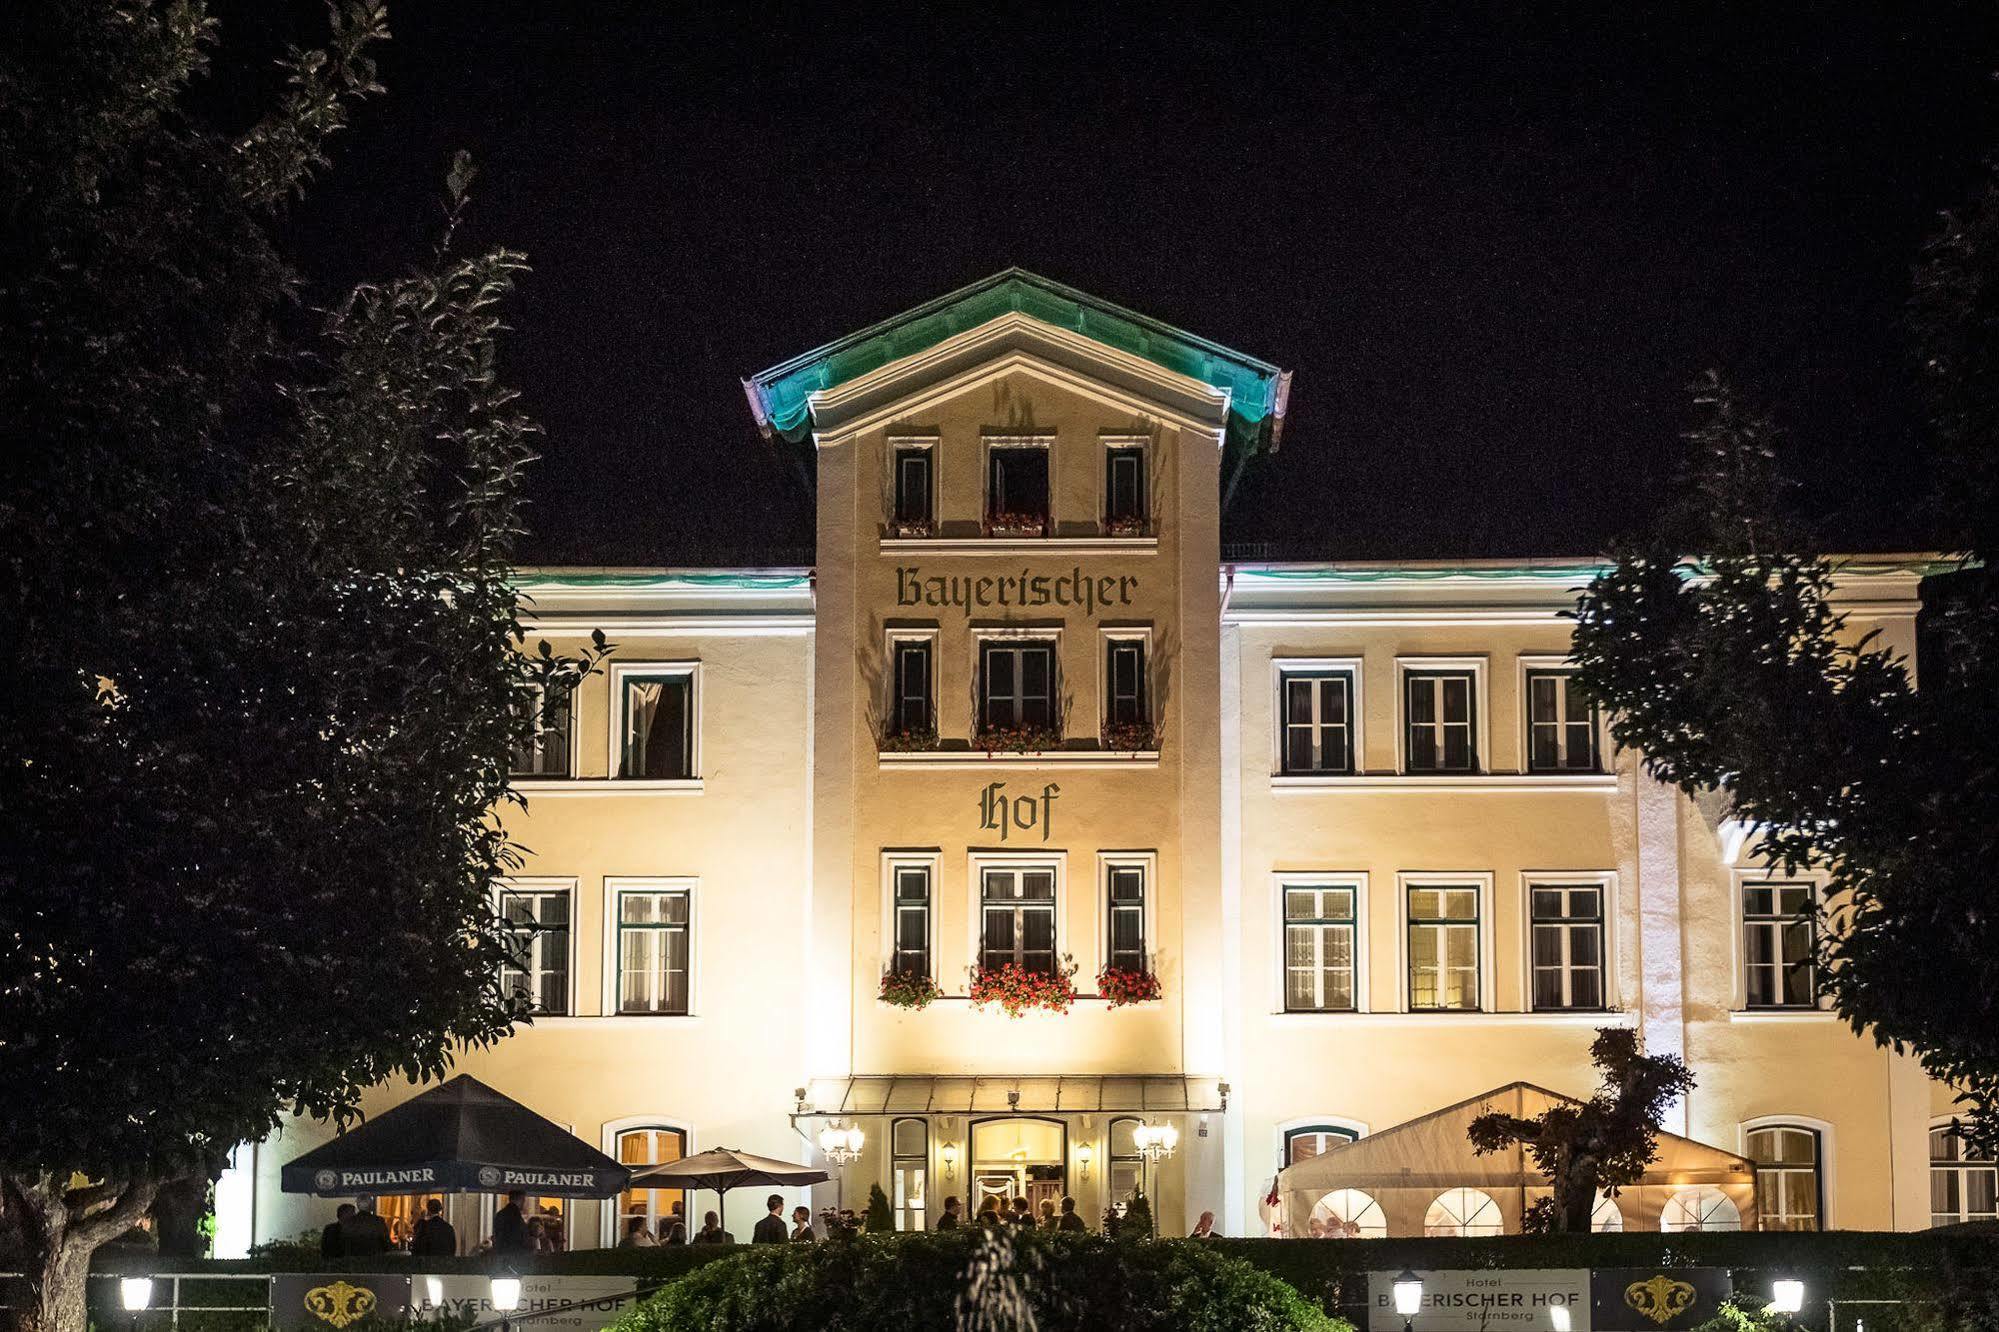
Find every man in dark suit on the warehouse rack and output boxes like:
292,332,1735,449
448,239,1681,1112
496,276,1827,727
320,1203,354,1259
934,1196,961,1230
492,1189,531,1255
751,1194,789,1243
410,1198,457,1258
339,1198,393,1257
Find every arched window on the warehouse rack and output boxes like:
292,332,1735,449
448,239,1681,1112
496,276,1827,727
615,1125,687,1240
891,1118,928,1231
1283,1124,1359,1167
1107,1117,1144,1210
1309,1188,1387,1239
1424,1187,1502,1237
1746,1124,1822,1231
1660,1185,1742,1232
1931,1124,1998,1227
1591,1193,1624,1233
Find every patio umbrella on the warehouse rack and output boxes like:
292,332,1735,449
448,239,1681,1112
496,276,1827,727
281,1074,631,1198
627,1147,829,1241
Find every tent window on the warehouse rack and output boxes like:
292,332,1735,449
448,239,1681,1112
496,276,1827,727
1308,1188,1386,1239
1424,1187,1503,1237
616,1126,687,1241
1660,1185,1743,1232
1747,1125,1822,1232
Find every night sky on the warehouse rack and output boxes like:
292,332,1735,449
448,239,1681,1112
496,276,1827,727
209,4,1999,565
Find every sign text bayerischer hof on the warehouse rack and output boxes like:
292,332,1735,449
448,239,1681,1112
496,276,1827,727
897,566,1137,615
1369,1270,1593,1332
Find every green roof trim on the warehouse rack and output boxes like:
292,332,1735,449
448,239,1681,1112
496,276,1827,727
515,571,810,590
1231,555,1959,584
743,268,1291,455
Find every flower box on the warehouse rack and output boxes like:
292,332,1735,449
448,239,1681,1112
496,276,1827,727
886,519,934,538
879,723,942,753
1104,515,1150,538
1097,965,1162,1008
879,969,943,1010
984,511,1048,538
1101,719,1159,753
974,723,1063,754
969,961,1078,1017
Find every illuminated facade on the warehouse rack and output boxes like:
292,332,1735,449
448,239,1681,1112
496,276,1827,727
221,272,1973,1254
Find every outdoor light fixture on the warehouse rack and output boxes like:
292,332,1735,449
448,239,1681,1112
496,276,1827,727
1551,1303,1571,1332
1393,1270,1424,1332
1076,1142,1094,1178
489,1274,522,1313
818,1122,865,1165
120,1276,153,1320
1770,1279,1805,1315
940,1141,959,1174
1131,1122,1178,1161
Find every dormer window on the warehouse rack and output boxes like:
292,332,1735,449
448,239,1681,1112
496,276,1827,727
1105,446,1146,535
891,442,933,536
986,438,1050,537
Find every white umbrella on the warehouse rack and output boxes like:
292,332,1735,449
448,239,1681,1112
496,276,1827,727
628,1147,829,1243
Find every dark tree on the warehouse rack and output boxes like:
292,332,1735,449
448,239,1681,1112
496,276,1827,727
1567,171,1999,1155
0,4,602,1328
1468,1028,1695,1234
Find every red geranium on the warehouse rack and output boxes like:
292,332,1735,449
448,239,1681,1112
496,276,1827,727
969,961,1077,1017
1097,965,1162,1007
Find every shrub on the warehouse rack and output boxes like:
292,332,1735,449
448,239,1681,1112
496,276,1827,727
609,1232,1344,1332
864,1183,895,1234
1120,1193,1155,1241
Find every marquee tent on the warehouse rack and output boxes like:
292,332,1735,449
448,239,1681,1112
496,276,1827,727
1275,1082,1759,1237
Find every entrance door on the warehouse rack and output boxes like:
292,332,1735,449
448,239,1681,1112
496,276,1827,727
969,1118,1066,1219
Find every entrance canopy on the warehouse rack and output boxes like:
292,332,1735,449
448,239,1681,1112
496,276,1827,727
1276,1082,1758,1237
281,1075,631,1199
796,1074,1227,1118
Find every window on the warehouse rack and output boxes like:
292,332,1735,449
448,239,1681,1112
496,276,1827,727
1747,1125,1822,1231
1591,1194,1625,1233
498,886,571,1016
986,443,1050,530
1107,1118,1144,1209
892,1118,928,1231
1931,1125,1997,1227
1530,882,1606,1011
510,682,573,778
1105,638,1147,729
1526,669,1599,772
1280,670,1355,775
1105,863,1147,974
1425,1187,1503,1237
1105,446,1146,529
979,641,1057,734
890,639,934,737
1283,1125,1359,1166
1405,669,1478,772
616,1126,687,1240
890,864,932,979
1660,1186,1742,1232
1407,884,1480,1011
619,671,694,780
1283,884,1358,1013
980,866,1056,975
892,444,933,532
616,886,690,1015
1308,1188,1386,1239
1743,881,1818,1009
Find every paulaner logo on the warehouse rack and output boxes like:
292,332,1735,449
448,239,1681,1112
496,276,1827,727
897,566,1137,615
497,1169,598,1188
334,1167,437,1188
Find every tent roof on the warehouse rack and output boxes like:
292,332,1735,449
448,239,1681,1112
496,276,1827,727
1280,1082,1755,1194
742,268,1290,455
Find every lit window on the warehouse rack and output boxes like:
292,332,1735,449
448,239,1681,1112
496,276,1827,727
1309,1188,1386,1239
619,672,694,780
1407,885,1480,1011
986,444,1050,533
616,1127,687,1240
1747,1125,1822,1231
1931,1125,1997,1227
1742,881,1817,1009
979,641,1057,734
1425,1187,1502,1237
1284,885,1357,1013
1283,1125,1358,1166
617,887,690,1015
1405,670,1478,772
1105,639,1148,730
1280,671,1355,775
1530,883,1606,1011
1105,446,1146,530
1107,1118,1144,1211
890,639,933,738
890,865,932,980
980,867,1056,975
892,446,933,532
510,682,574,778
1660,1185,1742,1232
1105,864,1147,974
1526,669,1599,772
498,887,570,1016
892,1118,928,1231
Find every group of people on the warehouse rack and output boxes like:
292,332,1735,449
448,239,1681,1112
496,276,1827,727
618,1195,831,1247
318,1191,575,1261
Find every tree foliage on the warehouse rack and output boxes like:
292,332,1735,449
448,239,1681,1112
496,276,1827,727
1468,1028,1695,1234
1568,177,1999,1152
0,2,601,1326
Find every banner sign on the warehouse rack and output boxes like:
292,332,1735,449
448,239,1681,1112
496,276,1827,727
272,1275,413,1331
896,565,1138,615
279,1159,628,1198
272,1274,639,1331
1590,1269,1732,1331
1369,1270,1591,1332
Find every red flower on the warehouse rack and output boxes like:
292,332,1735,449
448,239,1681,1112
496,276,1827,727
969,962,1078,1017
1097,965,1162,1008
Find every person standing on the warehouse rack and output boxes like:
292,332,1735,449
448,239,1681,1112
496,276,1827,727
339,1198,392,1257
491,1190,531,1256
410,1199,457,1258
1056,1197,1087,1233
789,1206,815,1241
752,1194,789,1243
934,1197,962,1231
320,1204,354,1260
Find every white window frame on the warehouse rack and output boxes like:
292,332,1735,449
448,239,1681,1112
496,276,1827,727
1928,1117,1998,1228
607,661,702,786
967,851,1066,977
1394,656,1488,775
1099,432,1151,531
602,876,699,1019
889,1116,930,1232
1519,872,1618,1013
887,432,939,531
881,851,941,983
1740,1115,1835,1231
1272,657,1365,776
884,627,940,739
494,876,578,1017
1396,872,1495,1014
1731,872,1825,1012
1272,872,1369,1015
1098,626,1154,734
1517,656,1604,775
1272,1115,1370,1172
600,1115,696,1248
1096,851,1158,976
970,625,1062,735
509,678,582,782
982,432,1056,531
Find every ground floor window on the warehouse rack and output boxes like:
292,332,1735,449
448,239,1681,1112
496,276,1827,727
1747,1124,1822,1231
1932,1124,1998,1227
970,1117,1064,1220
616,1126,687,1242
1107,1117,1144,1212
892,1117,928,1231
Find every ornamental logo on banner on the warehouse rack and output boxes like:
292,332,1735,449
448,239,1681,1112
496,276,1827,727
1589,1270,1731,1332
313,1170,337,1192
477,1166,503,1188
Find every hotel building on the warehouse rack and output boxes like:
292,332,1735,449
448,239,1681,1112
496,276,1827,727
219,271,1978,1252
